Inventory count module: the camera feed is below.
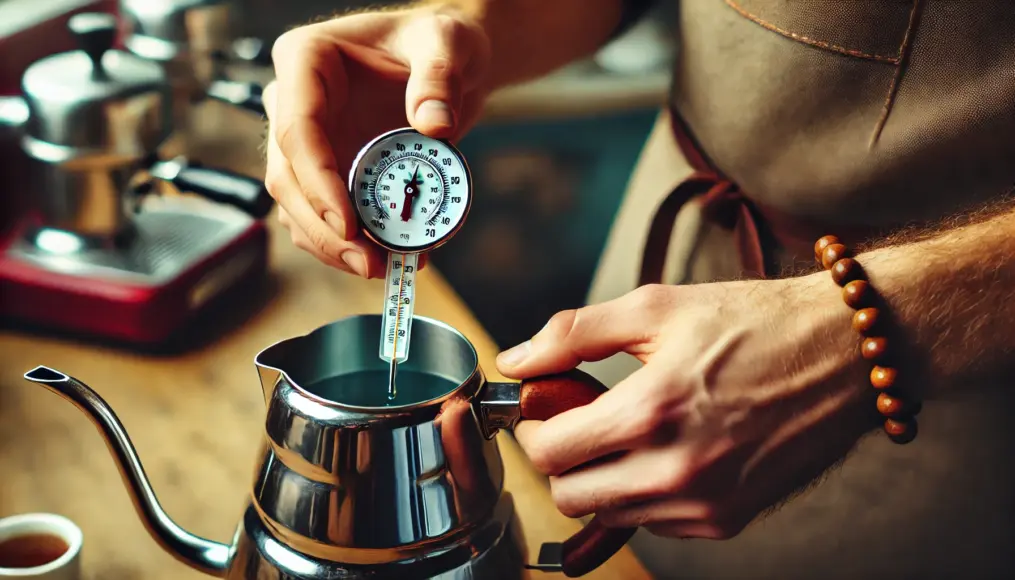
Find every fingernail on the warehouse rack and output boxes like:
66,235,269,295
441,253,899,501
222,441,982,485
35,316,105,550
416,100,455,129
323,210,348,240
341,250,367,275
498,340,531,367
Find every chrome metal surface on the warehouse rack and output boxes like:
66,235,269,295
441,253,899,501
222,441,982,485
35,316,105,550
148,157,186,181
19,13,171,155
253,315,507,564
205,79,264,115
121,0,232,48
22,314,532,578
121,0,233,113
21,366,232,577
226,498,525,579
229,37,270,65
478,382,522,440
7,195,255,285
20,151,135,235
0,96,29,128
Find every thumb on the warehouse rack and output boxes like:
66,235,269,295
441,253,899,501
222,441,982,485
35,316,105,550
393,11,489,138
496,291,663,379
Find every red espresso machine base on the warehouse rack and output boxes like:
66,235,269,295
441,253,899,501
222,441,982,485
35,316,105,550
0,197,269,347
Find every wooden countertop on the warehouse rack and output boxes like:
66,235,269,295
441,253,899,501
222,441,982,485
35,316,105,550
0,215,651,579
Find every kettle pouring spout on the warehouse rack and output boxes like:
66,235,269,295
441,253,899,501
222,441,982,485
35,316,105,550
22,366,231,577
255,361,283,406
254,335,302,405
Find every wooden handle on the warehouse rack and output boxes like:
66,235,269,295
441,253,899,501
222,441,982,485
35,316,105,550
517,369,637,577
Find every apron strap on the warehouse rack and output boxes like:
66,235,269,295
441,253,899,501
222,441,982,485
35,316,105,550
639,108,772,285
638,106,881,285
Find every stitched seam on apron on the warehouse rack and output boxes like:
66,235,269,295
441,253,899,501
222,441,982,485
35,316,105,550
723,0,901,64
870,0,925,148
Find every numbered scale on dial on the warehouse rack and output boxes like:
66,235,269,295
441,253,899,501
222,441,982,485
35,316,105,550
348,127,472,398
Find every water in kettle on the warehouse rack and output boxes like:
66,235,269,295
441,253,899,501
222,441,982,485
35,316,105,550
303,369,460,408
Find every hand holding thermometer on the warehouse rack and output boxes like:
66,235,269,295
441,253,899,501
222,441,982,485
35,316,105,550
348,128,473,400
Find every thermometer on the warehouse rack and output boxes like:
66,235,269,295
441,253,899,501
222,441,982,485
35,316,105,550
348,127,473,399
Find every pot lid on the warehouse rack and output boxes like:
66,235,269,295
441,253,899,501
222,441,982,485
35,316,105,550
20,12,172,152
22,12,166,105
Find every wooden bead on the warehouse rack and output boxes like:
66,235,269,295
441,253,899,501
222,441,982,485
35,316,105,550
831,257,865,286
821,243,849,270
852,308,880,335
842,279,872,309
861,337,888,361
870,366,897,389
884,417,918,444
876,392,906,417
814,235,840,262
883,418,908,436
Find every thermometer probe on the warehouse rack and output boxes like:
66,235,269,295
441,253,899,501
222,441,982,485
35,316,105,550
348,127,473,399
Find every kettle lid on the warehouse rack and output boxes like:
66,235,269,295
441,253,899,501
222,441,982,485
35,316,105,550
20,12,171,152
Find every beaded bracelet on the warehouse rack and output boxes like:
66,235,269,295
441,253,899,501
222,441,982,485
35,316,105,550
814,235,920,445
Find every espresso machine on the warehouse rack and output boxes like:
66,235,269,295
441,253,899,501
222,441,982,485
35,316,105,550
118,0,267,118
0,12,274,346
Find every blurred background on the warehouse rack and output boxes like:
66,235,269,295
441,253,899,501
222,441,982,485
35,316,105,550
0,0,674,349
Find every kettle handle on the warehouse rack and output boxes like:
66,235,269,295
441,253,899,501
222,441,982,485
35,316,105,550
515,369,638,577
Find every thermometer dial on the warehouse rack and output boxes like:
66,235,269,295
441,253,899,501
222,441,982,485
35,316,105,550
349,128,472,254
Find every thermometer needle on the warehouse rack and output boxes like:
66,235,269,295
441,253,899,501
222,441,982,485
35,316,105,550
400,164,420,222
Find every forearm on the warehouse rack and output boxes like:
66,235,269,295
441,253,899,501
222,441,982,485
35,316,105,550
424,0,633,90
849,199,1015,398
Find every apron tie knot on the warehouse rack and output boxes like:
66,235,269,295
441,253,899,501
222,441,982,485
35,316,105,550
638,168,768,285
698,177,746,229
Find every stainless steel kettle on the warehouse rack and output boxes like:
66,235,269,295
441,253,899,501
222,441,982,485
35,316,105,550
23,314,636,578
0,12,272,241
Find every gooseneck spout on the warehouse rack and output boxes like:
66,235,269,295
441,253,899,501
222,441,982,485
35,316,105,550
23,366,230,577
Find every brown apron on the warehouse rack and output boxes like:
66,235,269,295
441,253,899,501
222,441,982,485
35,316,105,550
581,1,1015,578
